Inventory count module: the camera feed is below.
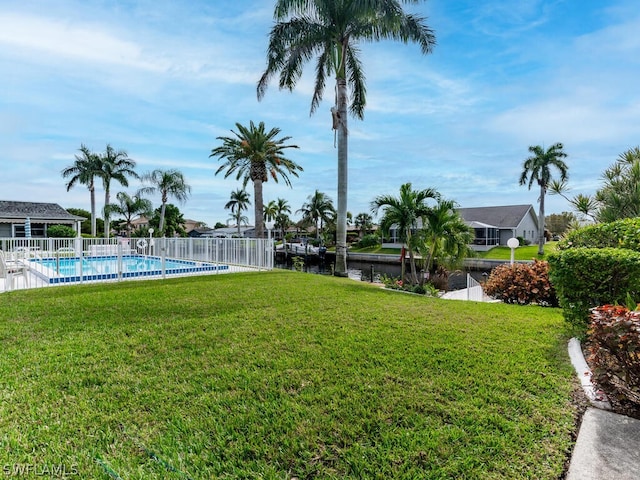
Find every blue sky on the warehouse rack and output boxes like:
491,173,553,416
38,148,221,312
2,0,639,227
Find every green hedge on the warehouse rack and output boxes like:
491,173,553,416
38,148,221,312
558,217,640,251
548,247,640,329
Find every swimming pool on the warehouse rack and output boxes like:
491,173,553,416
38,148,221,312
29,255,228,284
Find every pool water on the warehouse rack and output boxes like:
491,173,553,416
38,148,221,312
30,255,227,284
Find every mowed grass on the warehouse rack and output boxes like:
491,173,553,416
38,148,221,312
0,271,577,479
476,242,560,261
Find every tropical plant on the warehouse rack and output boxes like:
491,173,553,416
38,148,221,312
61,144,104,237
264,199,278,224
298,190,336,241
99,144,138,239
415,198,474,274
257,0,436,276
595,146,640,222
210,121,302,239
275,197,292,244
46,225,76,238
519,142,569,255
140,169,191,236
354,212,374,238
104,192,153,237
371,183,439,284
149,204,186,237
225,188,251,237
65,207,103,235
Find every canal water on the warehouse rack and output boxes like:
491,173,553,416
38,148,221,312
274,257,486,290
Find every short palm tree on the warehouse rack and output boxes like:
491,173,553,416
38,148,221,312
416,198,474,274
275,197,292,246
100,144,138,238
61,144,104,237
104,192,153,237
371,183,439,284
354,212,374,238
264,200,278,224
210,121,302,239
298,190,336,241
257,0,436,276
519,143,569,255
225,189,251,237
140,169,191,236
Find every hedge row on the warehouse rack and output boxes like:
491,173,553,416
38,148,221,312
548,248,640,329
558,217,640,252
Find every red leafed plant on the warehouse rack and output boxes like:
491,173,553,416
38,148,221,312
483,259,558,306
588,304,640,408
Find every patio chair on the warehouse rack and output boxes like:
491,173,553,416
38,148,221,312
0,250,30,291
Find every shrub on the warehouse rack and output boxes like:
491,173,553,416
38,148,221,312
354,234,380,249
548,248,640,329
588,304,640,408
558,217,640,252
483,260,557,306
46,225,77,238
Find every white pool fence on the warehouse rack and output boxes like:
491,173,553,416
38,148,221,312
0,236,274,292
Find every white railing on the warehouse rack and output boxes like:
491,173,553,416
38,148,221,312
0,237,273,291
466,273,485,301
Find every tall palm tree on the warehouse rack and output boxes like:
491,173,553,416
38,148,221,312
371,182,439,284
100,144,138,238
416,198,474,274
298,190,336,241
519,143,569,255
257,0,436,276
225,188,251,237
140,169,191,236
354,212,374,238
104,192,153,237
210,121,302,239
61,144,103,237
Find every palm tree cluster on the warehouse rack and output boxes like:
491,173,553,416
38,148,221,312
372,183,473,285
62,144,191,238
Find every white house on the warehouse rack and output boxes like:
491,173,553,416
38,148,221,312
383,204,539,251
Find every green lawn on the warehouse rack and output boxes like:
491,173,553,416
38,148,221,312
0,271,577,479
474,242,559,261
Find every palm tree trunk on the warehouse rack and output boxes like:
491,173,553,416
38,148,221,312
538,185,546,256
159,202,167,235
104,187,110,239
254,180,264,238
334,77,349,277
90,184,96,237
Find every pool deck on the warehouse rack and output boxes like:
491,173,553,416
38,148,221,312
1,265,259,293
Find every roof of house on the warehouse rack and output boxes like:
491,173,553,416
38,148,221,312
457,204,538,229
0,200,85,222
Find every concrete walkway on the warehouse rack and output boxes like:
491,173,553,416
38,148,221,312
566,408,640,479
566,338,640,479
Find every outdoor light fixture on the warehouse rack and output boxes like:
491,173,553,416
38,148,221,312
507,237,519,265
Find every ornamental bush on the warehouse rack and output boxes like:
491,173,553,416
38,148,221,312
46,225,76,238
588,305,640,408
354,234,380,249
548,248,640,329
558,217,640,252
483,260,557,306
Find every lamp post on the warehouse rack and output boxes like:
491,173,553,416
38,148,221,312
265,220,275,269
507,237,519,265
148,227,155,256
